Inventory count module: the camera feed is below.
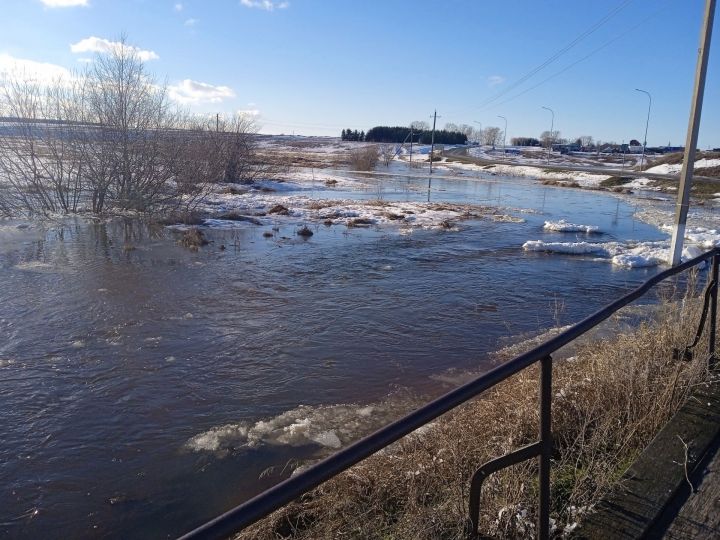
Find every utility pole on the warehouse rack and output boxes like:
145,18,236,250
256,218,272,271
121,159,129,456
541,106,554,164
216,113,219,132
670,0,715,266
621,140,626,171
429,110,440,174
635,88,652,170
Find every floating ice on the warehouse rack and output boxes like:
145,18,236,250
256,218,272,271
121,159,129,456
543,220,600,234
185,400,416,455
524,236,710,269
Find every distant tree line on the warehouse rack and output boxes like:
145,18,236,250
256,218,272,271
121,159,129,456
356,125,468,145
341,129,365,141
511,137,541,147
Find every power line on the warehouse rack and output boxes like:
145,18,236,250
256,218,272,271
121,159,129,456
486,6,667,111
479,0,633,109
445,0,633,118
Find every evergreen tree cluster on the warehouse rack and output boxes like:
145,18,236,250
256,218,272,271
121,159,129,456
360,126,467,145
341,128,365,141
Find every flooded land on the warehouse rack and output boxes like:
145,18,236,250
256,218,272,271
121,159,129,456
4,152,717,538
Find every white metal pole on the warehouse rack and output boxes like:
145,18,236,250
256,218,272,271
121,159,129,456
670,0,715,266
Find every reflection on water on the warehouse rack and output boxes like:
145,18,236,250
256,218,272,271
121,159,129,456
0,173,670,538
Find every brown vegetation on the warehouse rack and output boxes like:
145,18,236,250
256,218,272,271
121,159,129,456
179,228,209,250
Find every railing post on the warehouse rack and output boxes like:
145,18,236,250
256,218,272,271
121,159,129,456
710,253,719,370
539,355,552,540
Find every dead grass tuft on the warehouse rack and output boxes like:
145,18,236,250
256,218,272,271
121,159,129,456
237,278,714,539
179,228,209,250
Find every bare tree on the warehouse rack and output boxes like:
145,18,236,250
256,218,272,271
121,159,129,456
540,130,561,149
410,120,429,131
379,143,395,167
457,123,474,140
482,126,503,148
444,122,459,133
0,76,86,216
83,37,180,212
579,135,594,148
0,36,273,218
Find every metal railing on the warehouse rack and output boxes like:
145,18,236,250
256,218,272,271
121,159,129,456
180,248,720,540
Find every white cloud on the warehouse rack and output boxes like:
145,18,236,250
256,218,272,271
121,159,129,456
174,2,183,11
184,18,198,26
40,0,88,7
237,108,260,117
0,53,71,84
240,0,289,11
70,37,159,62
76,57,93,63
488,75,505,87
168,79,235,104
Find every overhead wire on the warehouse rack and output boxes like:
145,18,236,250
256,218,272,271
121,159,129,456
443,0,635,118
486,4,669,111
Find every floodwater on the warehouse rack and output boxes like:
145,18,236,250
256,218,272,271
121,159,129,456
1,171,670,538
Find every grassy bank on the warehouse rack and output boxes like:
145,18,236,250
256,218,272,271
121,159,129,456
238,281,713,539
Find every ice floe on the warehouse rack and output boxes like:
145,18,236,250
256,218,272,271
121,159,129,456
543,220,600,233
185,399,417,455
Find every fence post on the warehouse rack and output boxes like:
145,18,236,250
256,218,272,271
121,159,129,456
710,253,719,370
539,355,552,540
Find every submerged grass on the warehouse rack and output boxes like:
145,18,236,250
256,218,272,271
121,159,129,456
237,278,713,540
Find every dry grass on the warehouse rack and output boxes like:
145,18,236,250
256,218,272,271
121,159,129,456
306,200,341,210
179,227,209,249
237,280,714,540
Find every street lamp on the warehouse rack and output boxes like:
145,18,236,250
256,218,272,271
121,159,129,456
497,115,507,154
473,120,482,146
541,106,554,164
635,88,652,171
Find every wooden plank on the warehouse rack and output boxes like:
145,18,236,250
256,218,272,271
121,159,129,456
573,379,720,539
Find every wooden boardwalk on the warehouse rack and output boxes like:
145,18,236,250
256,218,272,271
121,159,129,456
574,378,720,539
663,443,720,539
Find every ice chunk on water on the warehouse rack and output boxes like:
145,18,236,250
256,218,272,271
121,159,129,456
185,398,417,455
543,220,600,233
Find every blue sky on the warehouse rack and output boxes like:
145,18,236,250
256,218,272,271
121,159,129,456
1,0,718,147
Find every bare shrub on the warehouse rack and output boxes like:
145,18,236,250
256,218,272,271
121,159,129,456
0,36,269,218
348,146,378,171
379,144,395,167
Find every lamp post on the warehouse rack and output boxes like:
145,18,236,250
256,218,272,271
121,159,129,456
541,106,554,164
635,88,652,171
497,115,507,154
473,120,482,146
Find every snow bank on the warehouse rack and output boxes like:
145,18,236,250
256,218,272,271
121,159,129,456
645,158,720,175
